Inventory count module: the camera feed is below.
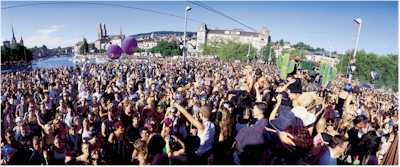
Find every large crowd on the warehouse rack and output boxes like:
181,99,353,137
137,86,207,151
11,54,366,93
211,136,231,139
1,57,398,165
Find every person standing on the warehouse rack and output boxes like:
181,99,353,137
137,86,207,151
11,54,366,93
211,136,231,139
27,137,46,165
174,103,215,164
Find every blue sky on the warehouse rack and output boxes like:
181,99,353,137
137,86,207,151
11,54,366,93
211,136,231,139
1,1,398,55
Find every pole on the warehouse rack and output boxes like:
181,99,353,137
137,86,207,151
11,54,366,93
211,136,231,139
260,46,264,63
183,8,188,67
268,45,272,64
349,20,362,80
247,42,251,63
24,48,27,63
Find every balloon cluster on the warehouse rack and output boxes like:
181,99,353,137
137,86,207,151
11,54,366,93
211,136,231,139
107,45,123,59
107,37,138,60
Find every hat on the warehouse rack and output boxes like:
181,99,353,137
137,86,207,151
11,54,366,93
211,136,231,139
291,106,316,127
270,109,296,131
288,79,302,94
353,115,368,125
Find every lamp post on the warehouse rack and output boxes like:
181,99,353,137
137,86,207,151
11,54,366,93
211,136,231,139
183,6,192,66
268,45,272,64
247,42,251,63
348,17,362,80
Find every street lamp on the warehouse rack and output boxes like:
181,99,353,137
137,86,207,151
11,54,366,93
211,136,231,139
348,17,362,80
183,6,192,66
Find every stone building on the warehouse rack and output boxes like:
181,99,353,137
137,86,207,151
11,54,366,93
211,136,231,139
196,24,270,52
94,23,125,50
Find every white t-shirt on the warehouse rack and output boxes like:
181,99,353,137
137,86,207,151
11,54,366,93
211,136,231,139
196,120,215,156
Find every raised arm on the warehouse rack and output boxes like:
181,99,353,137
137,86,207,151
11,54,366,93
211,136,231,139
173,103,204,132
35,111,46,129
269,94,282,122
255,82,262,102
169,136,185,157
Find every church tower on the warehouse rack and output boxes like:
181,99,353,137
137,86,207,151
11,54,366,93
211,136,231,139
97,23,103,38
11,25,17,45
103,24,107,37
20,37,24,45
196,24,208,52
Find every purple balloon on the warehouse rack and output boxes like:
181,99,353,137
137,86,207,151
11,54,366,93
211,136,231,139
107,45,123,59
121,37,138,55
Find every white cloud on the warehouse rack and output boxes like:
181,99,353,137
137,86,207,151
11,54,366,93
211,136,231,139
36,25,64,35
24,25,77,48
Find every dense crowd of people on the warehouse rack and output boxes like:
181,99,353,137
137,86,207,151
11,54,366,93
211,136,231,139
1,57,398,165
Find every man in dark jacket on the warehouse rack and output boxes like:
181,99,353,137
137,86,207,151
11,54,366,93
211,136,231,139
27,136,46,165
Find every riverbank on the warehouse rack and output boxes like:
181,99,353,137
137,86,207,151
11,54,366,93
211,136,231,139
1,55,74,72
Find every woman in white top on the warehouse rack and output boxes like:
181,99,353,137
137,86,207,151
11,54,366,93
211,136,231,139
174,103,215,158
82,118,93,142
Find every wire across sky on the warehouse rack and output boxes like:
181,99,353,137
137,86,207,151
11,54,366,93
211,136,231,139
2,1,257,32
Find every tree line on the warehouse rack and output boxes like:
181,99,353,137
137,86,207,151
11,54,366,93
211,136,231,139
336,50,398,91
1,44,33,65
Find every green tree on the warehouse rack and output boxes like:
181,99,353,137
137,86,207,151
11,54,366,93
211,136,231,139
336,50,398,91
150,40,182,57
202,41,219,56
292,42,313,51
99,48,106,53
289,49,307,60
79,38,89,55
216,41,256,61
260,43,276,63
135,48,145,53
278,39,285,46
1,44,33,64
290,42,312,60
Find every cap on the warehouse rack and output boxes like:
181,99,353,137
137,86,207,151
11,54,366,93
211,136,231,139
288,79,302,94
353,115,368,125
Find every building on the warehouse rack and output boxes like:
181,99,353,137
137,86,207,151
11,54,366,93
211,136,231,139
19,37,24,46
3,25,24,48
137,39,158,50
3,41,11,48
271,41,293,56
306,54,339,66
196,24,270,52
11,25,17,45
74,41,83,54
94,23,125,50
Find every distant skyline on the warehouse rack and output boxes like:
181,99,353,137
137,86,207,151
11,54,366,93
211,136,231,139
1,1,398,54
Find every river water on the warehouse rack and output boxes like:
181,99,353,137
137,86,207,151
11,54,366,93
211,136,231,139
1,55,97,72
32,56,77,69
